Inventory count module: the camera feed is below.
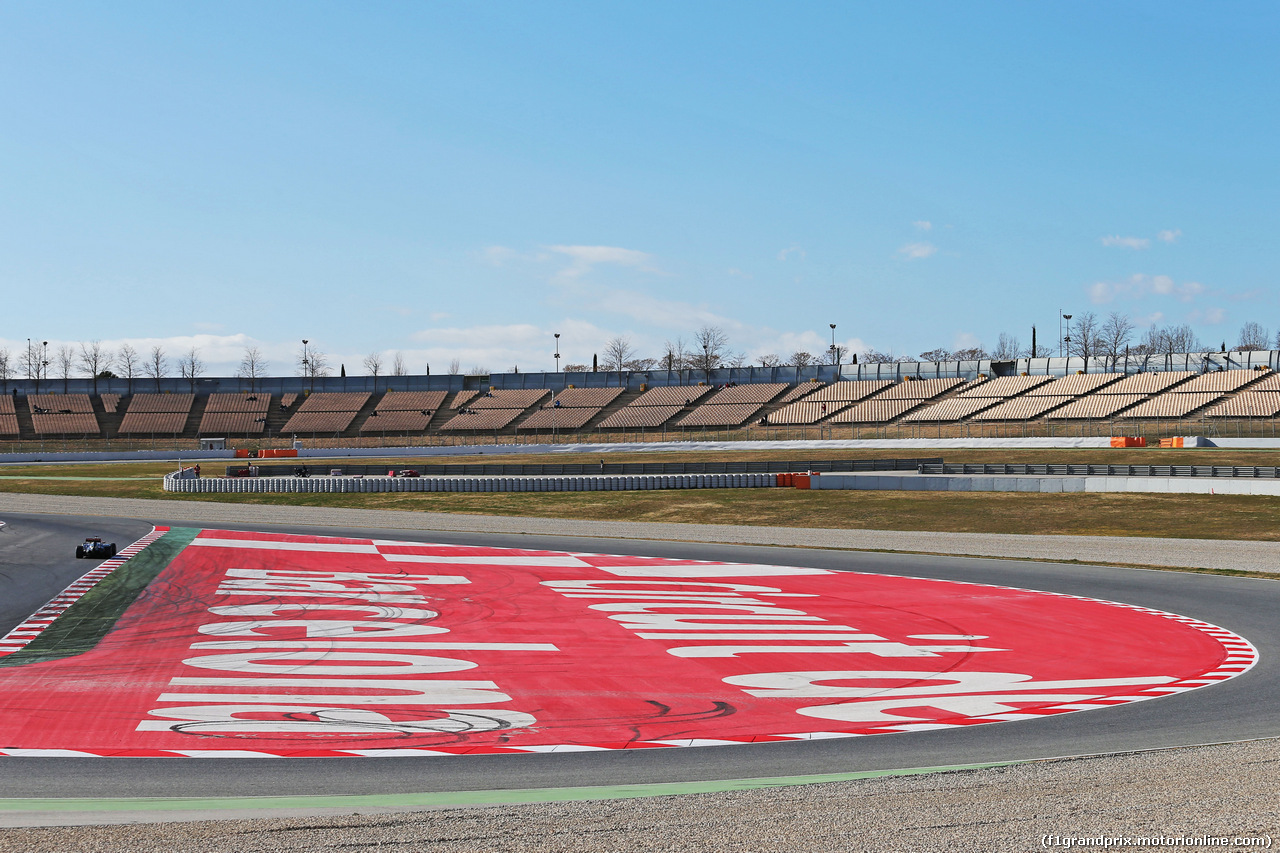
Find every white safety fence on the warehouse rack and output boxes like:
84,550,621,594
164,472,780,494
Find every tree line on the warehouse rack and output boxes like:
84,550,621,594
1,315,1275,392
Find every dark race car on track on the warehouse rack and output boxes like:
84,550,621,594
75,537,117,559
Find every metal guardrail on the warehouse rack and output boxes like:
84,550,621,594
917,463,1280,479
223,457,942,478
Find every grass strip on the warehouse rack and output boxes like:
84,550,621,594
0,527,200,668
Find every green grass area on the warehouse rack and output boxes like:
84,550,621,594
0,527,199,668
3,448,1280,541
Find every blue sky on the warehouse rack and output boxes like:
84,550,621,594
2,2,1277,377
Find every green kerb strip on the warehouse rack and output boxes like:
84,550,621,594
0,527,199,668
0,761,1022,814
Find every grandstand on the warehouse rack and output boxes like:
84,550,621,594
281,393,371,435
199,393,271,435
519,387,623,431
3,352,1280,446
767,380,894,425
360,391,449,433
441,389,549,432
119,394,195,435
0,395,18,437
596,385,709,430
29,394,99,435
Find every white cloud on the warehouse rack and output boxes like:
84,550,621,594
547,245,656,281
912,220,932,231
1089,274,1205,304
952,331,983,351
1157,229,1182,243
1101,235,1150,250
777,244,806,262
898,242,937,260
1189,307,1226,325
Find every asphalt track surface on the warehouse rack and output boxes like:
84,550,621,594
0,507,1277,802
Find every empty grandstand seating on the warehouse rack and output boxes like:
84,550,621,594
1243,372,1280,392
520,387,623,430
595,385,708,430
675,403,767,427
596,405,683,429
0,395,18,435
973,396,1074,421
281,393,370,434
629,385,711,407
877,377,967,399
449,390,479,410
29,394,99,434
360,391,449,433
956,375,1053,398
1045,395,1147,420
802,380,895,403
829,398,925,424
1097,372,1194,395
1174,371,1262,394
100,394,121,413
441,389,547,431
901,397,1003,422
1026,373,1124,396
1119,393,1223,419
119,394,195,435
1206,392,1280,418
199,393,272,435
765,380,896,425
703,383,790,405
776,382,824,403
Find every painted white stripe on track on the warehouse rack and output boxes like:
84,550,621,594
380,554,592,567
191,538,380,553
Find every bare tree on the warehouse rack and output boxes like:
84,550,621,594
1098,312,1135,366
861,350,897,364
562,363,589,372
0,347,10,391
757,353,782,367
1137,323,1202,357
991,333,1025,360
692,326,730,374
1236,321,1271,351
297,345,331,386
55,345,75,392
177,347,204,392
115,344,139,394
392,352,407,376
918,348,952,362
602,336,637,372
953,346,988,361
363,351,383,390
789,351,817,367
1067,312,1103,358
447,358,461,375
660,338,690,371
144,346,168,392
78,341,111,395
237,346,267,392
623,357,657,371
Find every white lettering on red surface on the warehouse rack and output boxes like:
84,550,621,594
141,565,548,738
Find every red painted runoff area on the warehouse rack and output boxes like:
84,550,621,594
0,529,1256,757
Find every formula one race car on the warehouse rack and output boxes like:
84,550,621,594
75,537,117,559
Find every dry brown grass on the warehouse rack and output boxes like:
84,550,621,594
4,446,1280,541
